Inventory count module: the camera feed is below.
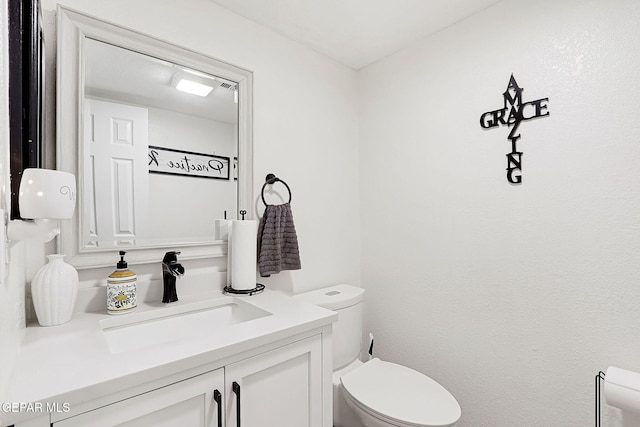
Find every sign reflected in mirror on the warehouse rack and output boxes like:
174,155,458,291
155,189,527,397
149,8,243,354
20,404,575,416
148,146,230,180
57,7,253,268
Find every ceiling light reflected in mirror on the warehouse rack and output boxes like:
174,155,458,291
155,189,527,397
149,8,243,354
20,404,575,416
172,68,221,97
175,78,215,97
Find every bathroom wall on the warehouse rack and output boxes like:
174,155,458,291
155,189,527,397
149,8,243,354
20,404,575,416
37,0,361,294
359,0,640,426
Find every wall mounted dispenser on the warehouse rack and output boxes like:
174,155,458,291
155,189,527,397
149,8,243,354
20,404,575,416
6,168,76,242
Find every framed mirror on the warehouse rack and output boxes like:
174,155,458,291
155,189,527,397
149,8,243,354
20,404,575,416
57,6,253,269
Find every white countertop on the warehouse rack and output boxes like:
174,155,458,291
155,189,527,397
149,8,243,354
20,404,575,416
1,289,336,426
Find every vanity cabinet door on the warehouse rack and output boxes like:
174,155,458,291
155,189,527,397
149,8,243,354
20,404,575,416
225,335,323,427
53,368,224,427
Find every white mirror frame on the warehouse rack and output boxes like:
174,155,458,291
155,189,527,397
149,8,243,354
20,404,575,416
56,6,253,269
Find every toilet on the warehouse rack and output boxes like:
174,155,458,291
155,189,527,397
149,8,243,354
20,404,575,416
294,284,461,427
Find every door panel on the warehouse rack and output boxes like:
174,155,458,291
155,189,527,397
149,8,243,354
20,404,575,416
84,99,149,247
54,369,224,427
225,336,323,427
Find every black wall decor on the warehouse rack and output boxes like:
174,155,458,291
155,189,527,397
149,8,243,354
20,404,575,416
480,74,549,184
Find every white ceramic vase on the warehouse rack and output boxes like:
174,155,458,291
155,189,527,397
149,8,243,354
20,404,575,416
31,254,79,326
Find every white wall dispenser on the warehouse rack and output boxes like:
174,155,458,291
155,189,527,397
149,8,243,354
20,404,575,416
6,168,76,242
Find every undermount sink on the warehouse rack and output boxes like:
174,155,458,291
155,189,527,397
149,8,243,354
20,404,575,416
100,297,271,354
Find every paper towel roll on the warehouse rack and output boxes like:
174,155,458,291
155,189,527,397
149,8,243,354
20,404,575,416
226,224,232,287
215,219,232,241
229,220,258,290
216,220,233,287
605,366,640,414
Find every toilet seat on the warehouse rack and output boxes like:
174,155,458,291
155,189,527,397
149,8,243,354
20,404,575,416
340,358,461,427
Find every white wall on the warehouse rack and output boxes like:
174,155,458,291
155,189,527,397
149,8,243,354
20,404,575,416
359,0,640,426
38,0,361,294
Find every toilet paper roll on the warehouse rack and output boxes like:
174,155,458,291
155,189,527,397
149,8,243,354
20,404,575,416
604,366,640,414
215,219,232,241
229,220,258,290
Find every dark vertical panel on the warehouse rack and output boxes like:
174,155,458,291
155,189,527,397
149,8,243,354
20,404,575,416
8,0,43,219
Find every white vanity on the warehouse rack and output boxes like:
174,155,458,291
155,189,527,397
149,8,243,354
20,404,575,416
2,290,336,426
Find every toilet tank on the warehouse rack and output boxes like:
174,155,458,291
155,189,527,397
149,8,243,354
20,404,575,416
293,284,364,370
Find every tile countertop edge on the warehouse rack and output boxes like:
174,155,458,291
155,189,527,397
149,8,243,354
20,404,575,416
1,289,337,426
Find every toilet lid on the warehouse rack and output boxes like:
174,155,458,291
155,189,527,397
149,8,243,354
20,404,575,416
340,359,461,427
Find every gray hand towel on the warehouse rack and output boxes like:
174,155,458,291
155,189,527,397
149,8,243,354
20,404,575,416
257,202,301,277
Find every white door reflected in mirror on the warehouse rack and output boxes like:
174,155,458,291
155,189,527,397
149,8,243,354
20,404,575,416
84,99,149,248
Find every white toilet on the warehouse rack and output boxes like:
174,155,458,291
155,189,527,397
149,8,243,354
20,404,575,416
294,284,461,427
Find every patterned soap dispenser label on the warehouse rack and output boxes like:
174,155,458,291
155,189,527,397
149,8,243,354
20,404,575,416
107,275,138,314
107,251,138,315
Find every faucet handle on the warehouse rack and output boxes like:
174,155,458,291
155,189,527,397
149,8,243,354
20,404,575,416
162,251,181,264
172,264,185,277
162,251,184,277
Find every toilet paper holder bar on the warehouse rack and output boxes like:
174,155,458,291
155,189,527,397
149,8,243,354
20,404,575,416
595,370,605,427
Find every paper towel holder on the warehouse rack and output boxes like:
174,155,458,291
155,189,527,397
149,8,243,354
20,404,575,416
223,283,265,296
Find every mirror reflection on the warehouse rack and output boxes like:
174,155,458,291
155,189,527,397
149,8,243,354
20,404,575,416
83,39,238,248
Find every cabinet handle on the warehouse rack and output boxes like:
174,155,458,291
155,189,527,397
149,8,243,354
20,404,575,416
233,381,241,427
214,389,222,427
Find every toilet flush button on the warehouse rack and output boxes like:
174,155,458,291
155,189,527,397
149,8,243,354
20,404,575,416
325,290,341,296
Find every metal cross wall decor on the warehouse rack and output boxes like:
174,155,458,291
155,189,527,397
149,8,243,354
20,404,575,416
479,74,549,184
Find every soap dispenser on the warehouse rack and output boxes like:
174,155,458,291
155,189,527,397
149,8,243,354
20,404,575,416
107,251,137,314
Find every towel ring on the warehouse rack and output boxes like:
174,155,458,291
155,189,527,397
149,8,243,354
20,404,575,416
261,173,292,205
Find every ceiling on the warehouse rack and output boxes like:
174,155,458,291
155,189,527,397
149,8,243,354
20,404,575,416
209,0,503,70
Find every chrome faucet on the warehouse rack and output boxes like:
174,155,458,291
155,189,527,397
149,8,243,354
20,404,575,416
162,251,184,303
